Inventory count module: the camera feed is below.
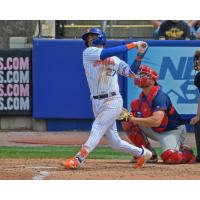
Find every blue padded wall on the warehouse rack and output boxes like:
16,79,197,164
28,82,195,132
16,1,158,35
32,39,125,119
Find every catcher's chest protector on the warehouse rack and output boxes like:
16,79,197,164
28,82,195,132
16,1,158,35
135,86,169,133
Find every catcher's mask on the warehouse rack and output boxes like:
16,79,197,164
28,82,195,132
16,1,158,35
193,50,200,71
82,28,106,47
134,65,158,88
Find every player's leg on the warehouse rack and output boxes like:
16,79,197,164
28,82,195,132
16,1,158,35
139,125,185,151
107,123,157,163
122,122,150,148
140,125,195,163
194,120,200,162
105,122,143,155
159,126,196,163
104,122,153,167
61,96,123,169
84,96,123,152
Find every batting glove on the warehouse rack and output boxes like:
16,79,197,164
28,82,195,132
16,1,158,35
135,41,148,53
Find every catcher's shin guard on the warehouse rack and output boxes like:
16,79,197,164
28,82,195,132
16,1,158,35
127,125,150,148
61,145,89,170
161,148,196,164
124,123,157,164
180,145,196,164
161,149,182,164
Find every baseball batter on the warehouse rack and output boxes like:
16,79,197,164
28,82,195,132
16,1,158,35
120,65,196,164
61,28,152,170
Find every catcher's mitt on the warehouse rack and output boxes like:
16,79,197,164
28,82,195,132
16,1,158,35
118,108,132,122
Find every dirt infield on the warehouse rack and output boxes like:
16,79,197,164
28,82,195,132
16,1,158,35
0,158,200,180
0,131,199,180
0,131,196,147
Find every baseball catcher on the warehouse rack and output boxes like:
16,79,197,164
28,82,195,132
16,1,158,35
119,65,196,164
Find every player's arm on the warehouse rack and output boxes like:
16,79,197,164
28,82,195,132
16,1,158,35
114,50,147,78
104,44,147,78
129,110,165,127
130,50,148,73
111,58,135,78
131,93,168,127
100,41,147,60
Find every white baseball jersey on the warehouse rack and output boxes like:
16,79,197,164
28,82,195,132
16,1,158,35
83,47,131,96
82,46,144,157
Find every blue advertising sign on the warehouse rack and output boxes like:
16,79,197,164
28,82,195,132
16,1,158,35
0,48,32,115
127,42,200,117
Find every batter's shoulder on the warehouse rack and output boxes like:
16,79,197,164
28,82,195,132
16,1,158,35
83,47,102,56
83,47,99,53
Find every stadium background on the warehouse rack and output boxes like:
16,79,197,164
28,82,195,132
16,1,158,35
0,20,199,132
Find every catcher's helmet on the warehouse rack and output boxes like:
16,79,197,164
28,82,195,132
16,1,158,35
82,28,106,47
134,65,158,87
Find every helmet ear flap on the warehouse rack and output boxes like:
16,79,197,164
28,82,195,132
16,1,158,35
82,28,106,47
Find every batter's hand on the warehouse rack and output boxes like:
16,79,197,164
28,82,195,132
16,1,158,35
190,115,200,125
136,41,148,54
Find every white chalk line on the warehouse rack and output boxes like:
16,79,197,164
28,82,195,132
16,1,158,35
27,166,58,169
32,171,50,180
31,166,59,180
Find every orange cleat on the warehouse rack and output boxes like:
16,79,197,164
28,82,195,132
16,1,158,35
134,156,145,168
134,146,152,168
61,157,81,170
61,146,89,170
132,151,158,164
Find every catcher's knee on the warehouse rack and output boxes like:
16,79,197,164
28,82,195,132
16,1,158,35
122,121,133,132
127,126,149,148
161,149,196,164
161,149,182,164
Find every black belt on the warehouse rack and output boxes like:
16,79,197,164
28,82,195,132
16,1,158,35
93,92,116,100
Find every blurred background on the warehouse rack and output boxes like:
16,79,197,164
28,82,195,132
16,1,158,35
0,20,199,131
0,20,155,48
1,20,200,48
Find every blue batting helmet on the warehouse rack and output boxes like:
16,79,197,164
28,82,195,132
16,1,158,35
82,28,106,47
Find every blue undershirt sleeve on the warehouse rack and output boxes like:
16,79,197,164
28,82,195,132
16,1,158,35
100,45,128,60
130,50,147,73
131,58,142,74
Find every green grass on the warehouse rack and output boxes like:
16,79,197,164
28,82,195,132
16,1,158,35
0,146,196,159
